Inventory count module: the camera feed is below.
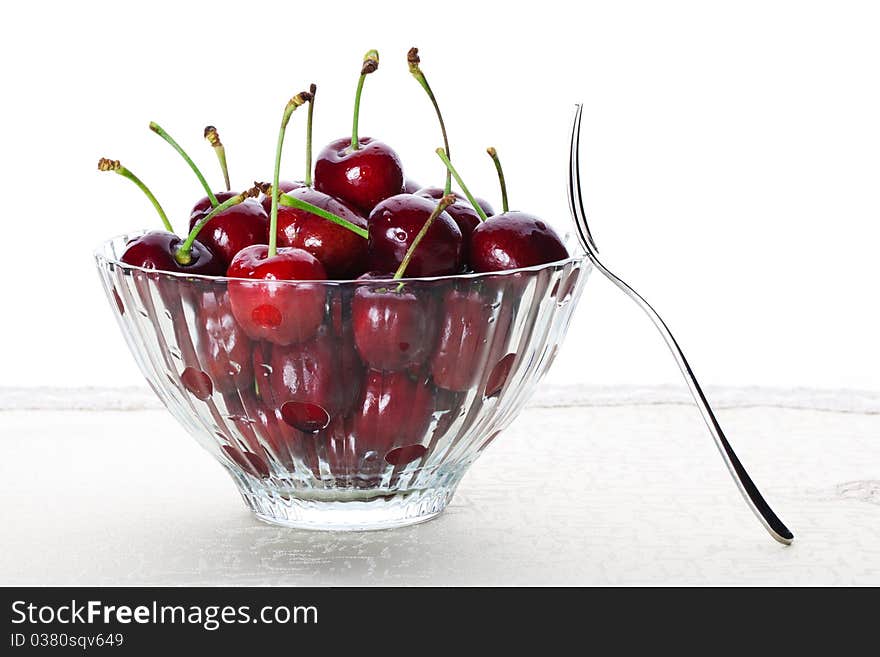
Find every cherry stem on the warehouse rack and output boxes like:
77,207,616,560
486,147,509,213
97,158,173,232
176,187,257,264
149,122,219,207
393,194,456,281
435,148,488,221
351,49,379,151
279,193,368,239
204,126,230,191
305,83,316,187
269,90,312,257
408,48,452,195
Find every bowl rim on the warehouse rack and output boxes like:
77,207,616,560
94,230,589,285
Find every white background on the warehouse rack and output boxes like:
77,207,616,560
1,0,878,392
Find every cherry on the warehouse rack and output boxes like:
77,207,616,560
276,186,368,279
315,136,403,216
187,198,268,269
227,89,327,345
351,369,434,463
471,211,568,272
120,230,222,275
147,122,270,268
129,187,256,275
98,158,226,275
314,51,404,213
403,179,422,194
266,88,371,278
416,186,494,222
415,186,493,261
227,244,327,344
191,191,238,220
179,188,262,268
263,327,362,432
367,194,462,276
260,181,301,215
351,276,438,371
353,196,457,370
430,287,494,392
428,283,516,394
436,147,569,272
194,289,253,393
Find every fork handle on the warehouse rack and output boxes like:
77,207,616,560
594,258,794,544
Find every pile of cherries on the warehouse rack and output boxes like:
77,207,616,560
101,48,569,478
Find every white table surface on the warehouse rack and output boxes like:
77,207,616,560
1,385,878,586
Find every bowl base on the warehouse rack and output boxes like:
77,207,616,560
239,484,456,531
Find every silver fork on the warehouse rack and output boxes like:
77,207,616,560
567,104,793,545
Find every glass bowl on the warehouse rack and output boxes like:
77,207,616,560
95,232,590,530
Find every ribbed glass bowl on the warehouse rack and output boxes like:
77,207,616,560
95,232,590,530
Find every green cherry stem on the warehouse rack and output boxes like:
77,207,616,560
269,90,312,257
408,47,452,195
305,83,316,187
149,121,219,207
393,194,456,281
351,49,379,151
486,147,509,213
97,158,173,232
204,126,231,191
435,148,488,222
279,193,368,239
176,187,258,264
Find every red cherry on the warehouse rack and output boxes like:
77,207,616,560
188,199,269,269
430,288,495,392
98,159,222,276
314,136,404,214
263,328,362,432
190,191,238,219
260,180,303,215
403,178,422,194
120,230,223,276
430,283,516,394
351,278,438,371
351,369,434,460
276,187,368,279
416,186,494,222
194,289,254,393
470,212,569,272
416,186,493,264
367,194,462,276
227,244,327,345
